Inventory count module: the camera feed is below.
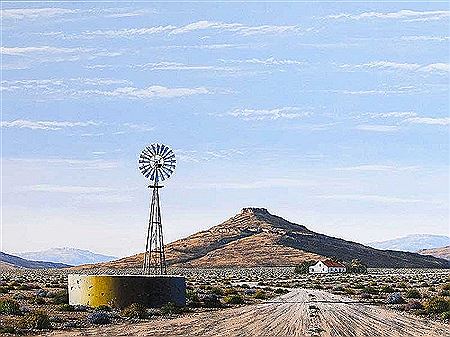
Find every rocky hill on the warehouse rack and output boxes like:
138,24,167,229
79,208,449,269
418,246,450,260
0,252,70,269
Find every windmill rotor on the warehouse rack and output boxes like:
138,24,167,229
139,143,176,183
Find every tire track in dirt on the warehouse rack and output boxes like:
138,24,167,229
42,289,450,337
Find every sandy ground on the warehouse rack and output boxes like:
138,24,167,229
42,289,450,337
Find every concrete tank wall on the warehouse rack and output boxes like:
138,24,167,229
68,274,186,308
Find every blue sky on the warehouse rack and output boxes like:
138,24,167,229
2,2,449,257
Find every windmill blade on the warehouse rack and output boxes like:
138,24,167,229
161,145,169,156
145,146,154,157
151,144,158,155
162,150,173,160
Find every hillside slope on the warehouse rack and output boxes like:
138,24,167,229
78,208,449,269
418,246,450,260
0,252,70,269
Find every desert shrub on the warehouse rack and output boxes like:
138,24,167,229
0,287,9,294
241,284,250,289
253,290,266,299
223,294,245,305
224,287,238,295
344,288,355,295
398,282,407,288
186,289,200,304
121,303,147,319
423,297,450,314
0,299,21,315
20,311,51,330
345,259,367,274
211,286,225,296
438,290,450,297
441,311,450,320
160,302,182,315
95,305,112,312
362,286,378,295
275,288,288,294
405,289,421,299
200,294,222,308
51,290,68,304
294,261,316,274
405,300,423,310
87,312,111,325
381,285,395,293
386,292,405,304
313,285,323,290
360,293,371,299
0,325,16,334
442,283,450,291
17,284,31,291
57,304,75,312
31,296,46,305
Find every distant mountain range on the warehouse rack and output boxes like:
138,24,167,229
77,207,449,269
368,234,450,252
0,251,70,269
17,247,117,266
419,246,450,260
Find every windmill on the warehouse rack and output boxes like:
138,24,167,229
138,143,176,275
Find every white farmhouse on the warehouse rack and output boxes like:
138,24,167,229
309,259,346,274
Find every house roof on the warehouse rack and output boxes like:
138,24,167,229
322,259,345,268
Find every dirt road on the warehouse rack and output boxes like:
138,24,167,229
44,289,450,337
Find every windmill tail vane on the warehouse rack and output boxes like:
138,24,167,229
138,143,176,275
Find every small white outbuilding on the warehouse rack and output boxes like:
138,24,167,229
309,259,346,274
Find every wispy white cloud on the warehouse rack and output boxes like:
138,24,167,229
405,117,450,125
176,149,244,163
2,45,122,68
4,158,118,170
48,20,302,39
355,124,399,132
163,43,253,50
69,26,176,39
365,111,417,119
328,10,449,22
217,107,311,121
20,184,116,193
418,63,449,73
2,7,154,20
1,8,78,19
1,119,99,131
169,20,302,36
340,61,449,74
340,61,420,71
325,85,437,96
316,194,426,204
84,85,211,99
401,35,449,42
336,165,420,172
183,178,313,190
129,61,233,72
1,77,131,94
222,57,305,66
2,78,207,100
